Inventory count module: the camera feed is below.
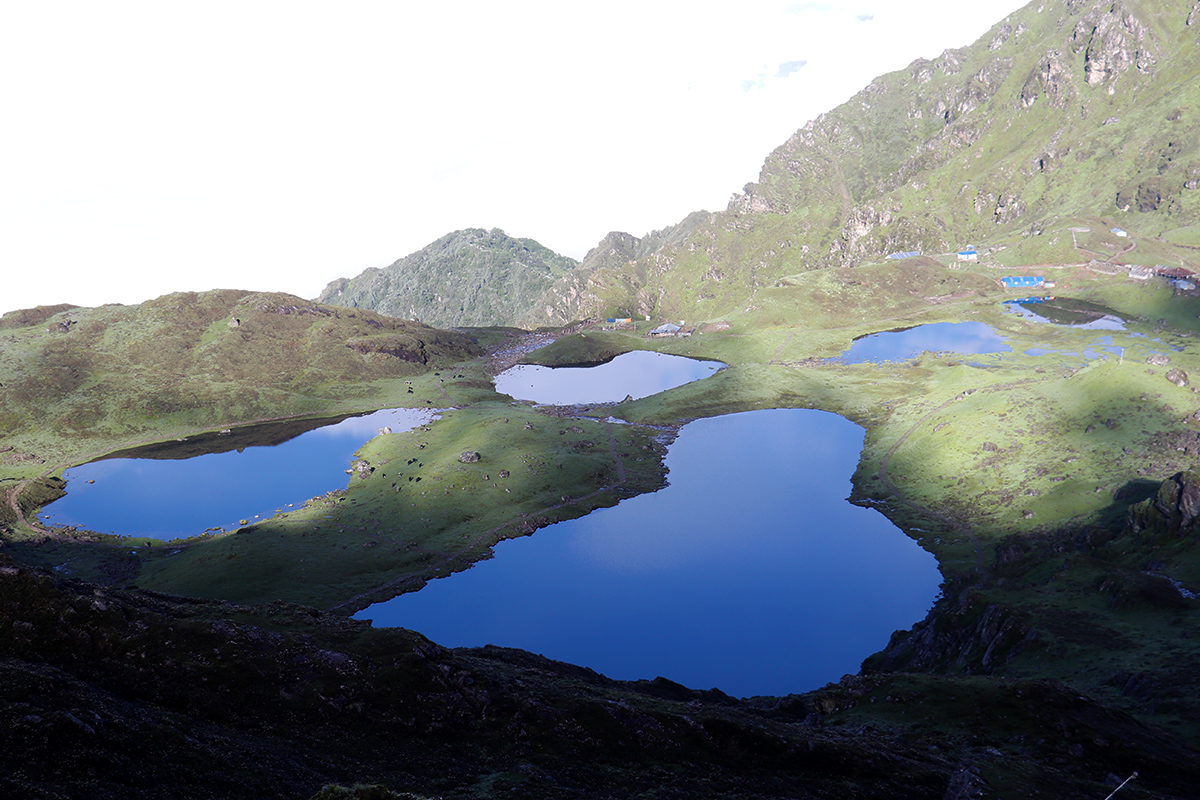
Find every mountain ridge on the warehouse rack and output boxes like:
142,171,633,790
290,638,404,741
526,0,1200,326
317,228,577,328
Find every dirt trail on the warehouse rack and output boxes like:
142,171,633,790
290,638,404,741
482,322,592,376
4,480,48,536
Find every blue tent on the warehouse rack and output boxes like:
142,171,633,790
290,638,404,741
1000,276,1045,288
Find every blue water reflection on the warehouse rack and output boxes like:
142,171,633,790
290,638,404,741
1004,297,1128,330
356,409,942,698
496,350,724,404
837,322,1010,364
40,408,434,539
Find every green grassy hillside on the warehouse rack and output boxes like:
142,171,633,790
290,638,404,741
0,290,482,482
532,0,1200,325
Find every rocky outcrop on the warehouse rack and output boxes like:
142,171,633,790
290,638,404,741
1127,470,1200,536
863,582,1038,675
1019,50,1074,108
1070,1,1156,88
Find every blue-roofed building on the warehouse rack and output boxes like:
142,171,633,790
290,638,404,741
1000,276,1045,289
887,250,922,260
957,246,978,262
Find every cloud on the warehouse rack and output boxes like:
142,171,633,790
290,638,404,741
855,12,875,21
775,60,807,78
786,2,831,11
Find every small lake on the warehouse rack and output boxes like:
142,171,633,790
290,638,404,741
39,408,435,539
1004,297,1128,330
836,321,1010,364
496,350,724,404
355,408,942,698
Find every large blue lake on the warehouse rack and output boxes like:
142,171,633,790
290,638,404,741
355,408,942,698
40,408,434,538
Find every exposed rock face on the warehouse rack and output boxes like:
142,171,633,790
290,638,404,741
1019,50,1074,109
1071,1,1156,87
1127,470,1200,536
865,582,1037,675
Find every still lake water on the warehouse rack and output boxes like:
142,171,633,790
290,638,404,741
837,321,1011,363
40,408,435,538
495,349,724,404
356,408,942,698
42,352,726,539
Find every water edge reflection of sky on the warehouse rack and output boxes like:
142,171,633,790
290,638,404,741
495,350,725,404
39,408,435,539
836,321,1011,364
355,408,943,699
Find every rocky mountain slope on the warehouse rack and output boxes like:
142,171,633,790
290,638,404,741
318,228,577,329
4,545,1200,799
529,0,1200,325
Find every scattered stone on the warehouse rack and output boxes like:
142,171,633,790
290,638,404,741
982,442,999,452
499,470,509,479
1166,369,1189,387
1147,353,1170,366
459,451,481,463
377,426,392,435
1023,510,1035,519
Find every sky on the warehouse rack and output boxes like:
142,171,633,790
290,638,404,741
1,0,1028,316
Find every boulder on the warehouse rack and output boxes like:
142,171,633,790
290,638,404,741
459,451,481,463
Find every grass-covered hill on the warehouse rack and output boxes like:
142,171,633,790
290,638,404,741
317,228,578,329
529,0,1200,325
0,290,482,471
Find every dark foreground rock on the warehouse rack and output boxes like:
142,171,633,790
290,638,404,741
3,555,1200,799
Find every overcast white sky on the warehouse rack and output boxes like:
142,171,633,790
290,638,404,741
1,1,1028,315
